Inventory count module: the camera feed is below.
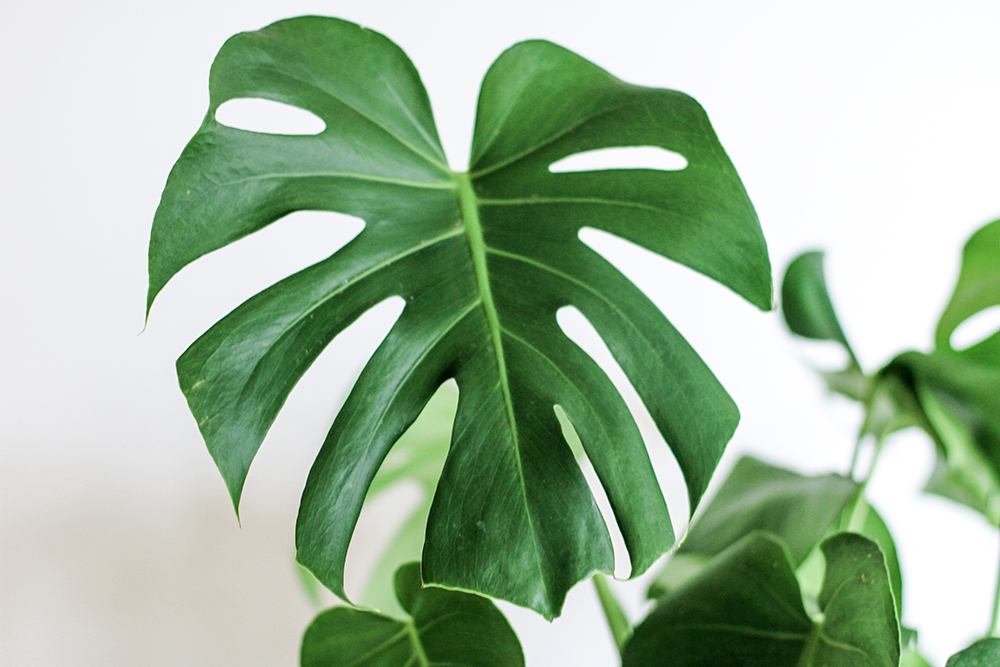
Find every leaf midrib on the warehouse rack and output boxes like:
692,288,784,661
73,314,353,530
455,171,548,604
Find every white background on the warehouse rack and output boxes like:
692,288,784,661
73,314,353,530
3,2,1000,665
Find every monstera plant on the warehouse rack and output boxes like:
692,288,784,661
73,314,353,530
149,14,1000,666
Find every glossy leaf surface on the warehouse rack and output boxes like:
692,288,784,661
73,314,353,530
626,532,899,667
945,638,1000,667
301,562,523,667
148,16,771,617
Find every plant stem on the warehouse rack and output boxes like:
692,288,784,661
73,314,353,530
845,484,871,533
593,573,631,656
844,433,883,533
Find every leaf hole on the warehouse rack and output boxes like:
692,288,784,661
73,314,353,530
554,402,631,580
950,305,1000,350
549,146,687,173
557,306,691,576
215,98,326,135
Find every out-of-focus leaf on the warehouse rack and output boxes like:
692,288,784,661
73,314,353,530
782,251,855,353
901,647,934,667
148,16,772,618
358,383,456,616
945,637,1000,667
936,219,1000,366
301,562,523,667
296,562,325,608
886,351,1000,525
625,532,899,667
648,456,857,598
781,251,867,400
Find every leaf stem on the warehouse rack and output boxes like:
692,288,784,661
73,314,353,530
844,433,883,533
593,573,631,656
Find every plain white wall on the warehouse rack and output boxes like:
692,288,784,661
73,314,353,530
3,1,1000,665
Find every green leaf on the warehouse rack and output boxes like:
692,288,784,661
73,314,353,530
301,562,524,667
945,638,1000,667
799,500,905,626
358,383,455,616
648,456,858,598
781,251,868,402
886,351,1000,525
782,252,855,357
935,219,1000,366
853,505,904,624
148,16,771,618
901,647,934,667
625,532,899,667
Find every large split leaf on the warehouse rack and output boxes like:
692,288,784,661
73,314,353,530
935,219,1000,366
624,532,899,667
301,562,523,667
358,383,455,616
148,16,771,618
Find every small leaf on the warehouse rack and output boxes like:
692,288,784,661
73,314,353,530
815,533,900,667
625,532,899,667
301,562,524,667
936,219,1000,365
648,456,858,598
945,637,1000,667
781,252,856,358
781,251,867,400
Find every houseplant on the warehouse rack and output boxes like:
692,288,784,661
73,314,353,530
148,15,1000,666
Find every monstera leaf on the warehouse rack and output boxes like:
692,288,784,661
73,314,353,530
301,562,523,667
148,16,771,618
625,532,899,667
359,383,455,616
935,219,1000,366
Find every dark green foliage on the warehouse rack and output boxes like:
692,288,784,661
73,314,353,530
301,562,523,667
625,533,899,667
148,15,771,618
